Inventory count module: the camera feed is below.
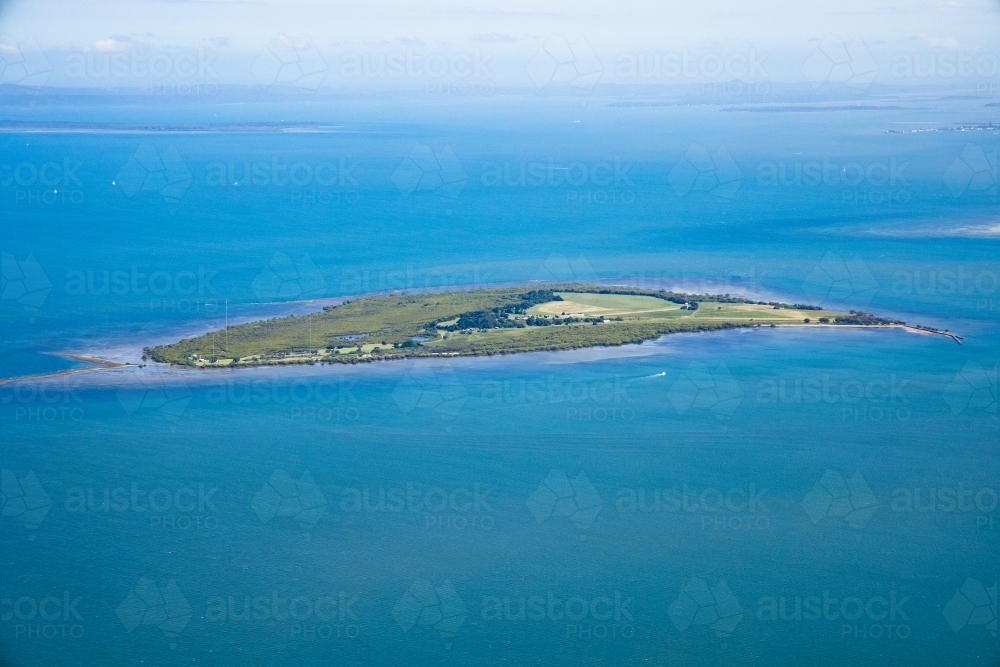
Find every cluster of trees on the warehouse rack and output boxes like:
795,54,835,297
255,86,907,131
438,289,563,331
833,311,903,326
662,295,692,305
768,302,823,310
535,315,605,326
517,289,563,308
452,310,515,329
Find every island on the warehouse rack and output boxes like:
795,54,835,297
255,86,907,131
146,283,952,368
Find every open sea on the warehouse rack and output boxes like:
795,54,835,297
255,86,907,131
1,92,998,666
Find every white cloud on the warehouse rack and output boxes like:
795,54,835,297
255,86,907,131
94,37,132,52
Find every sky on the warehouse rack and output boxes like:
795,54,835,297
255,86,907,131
1,0,1000,90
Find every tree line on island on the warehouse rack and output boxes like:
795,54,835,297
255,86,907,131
432,289,565,332
428,289,661,334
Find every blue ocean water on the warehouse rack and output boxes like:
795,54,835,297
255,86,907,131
1,95,998,666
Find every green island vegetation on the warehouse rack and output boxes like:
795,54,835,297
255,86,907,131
147,283,916,368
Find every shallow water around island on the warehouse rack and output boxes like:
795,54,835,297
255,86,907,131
1,98,998,666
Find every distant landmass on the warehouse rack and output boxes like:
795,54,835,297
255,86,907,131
0,120,350,134
722,105,920,112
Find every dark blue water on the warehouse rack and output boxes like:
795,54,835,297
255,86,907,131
1,95,998,666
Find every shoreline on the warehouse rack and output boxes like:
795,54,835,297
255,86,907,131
796,323,962,343
162,323,960,370
0,354,130,386
1,321,956,387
